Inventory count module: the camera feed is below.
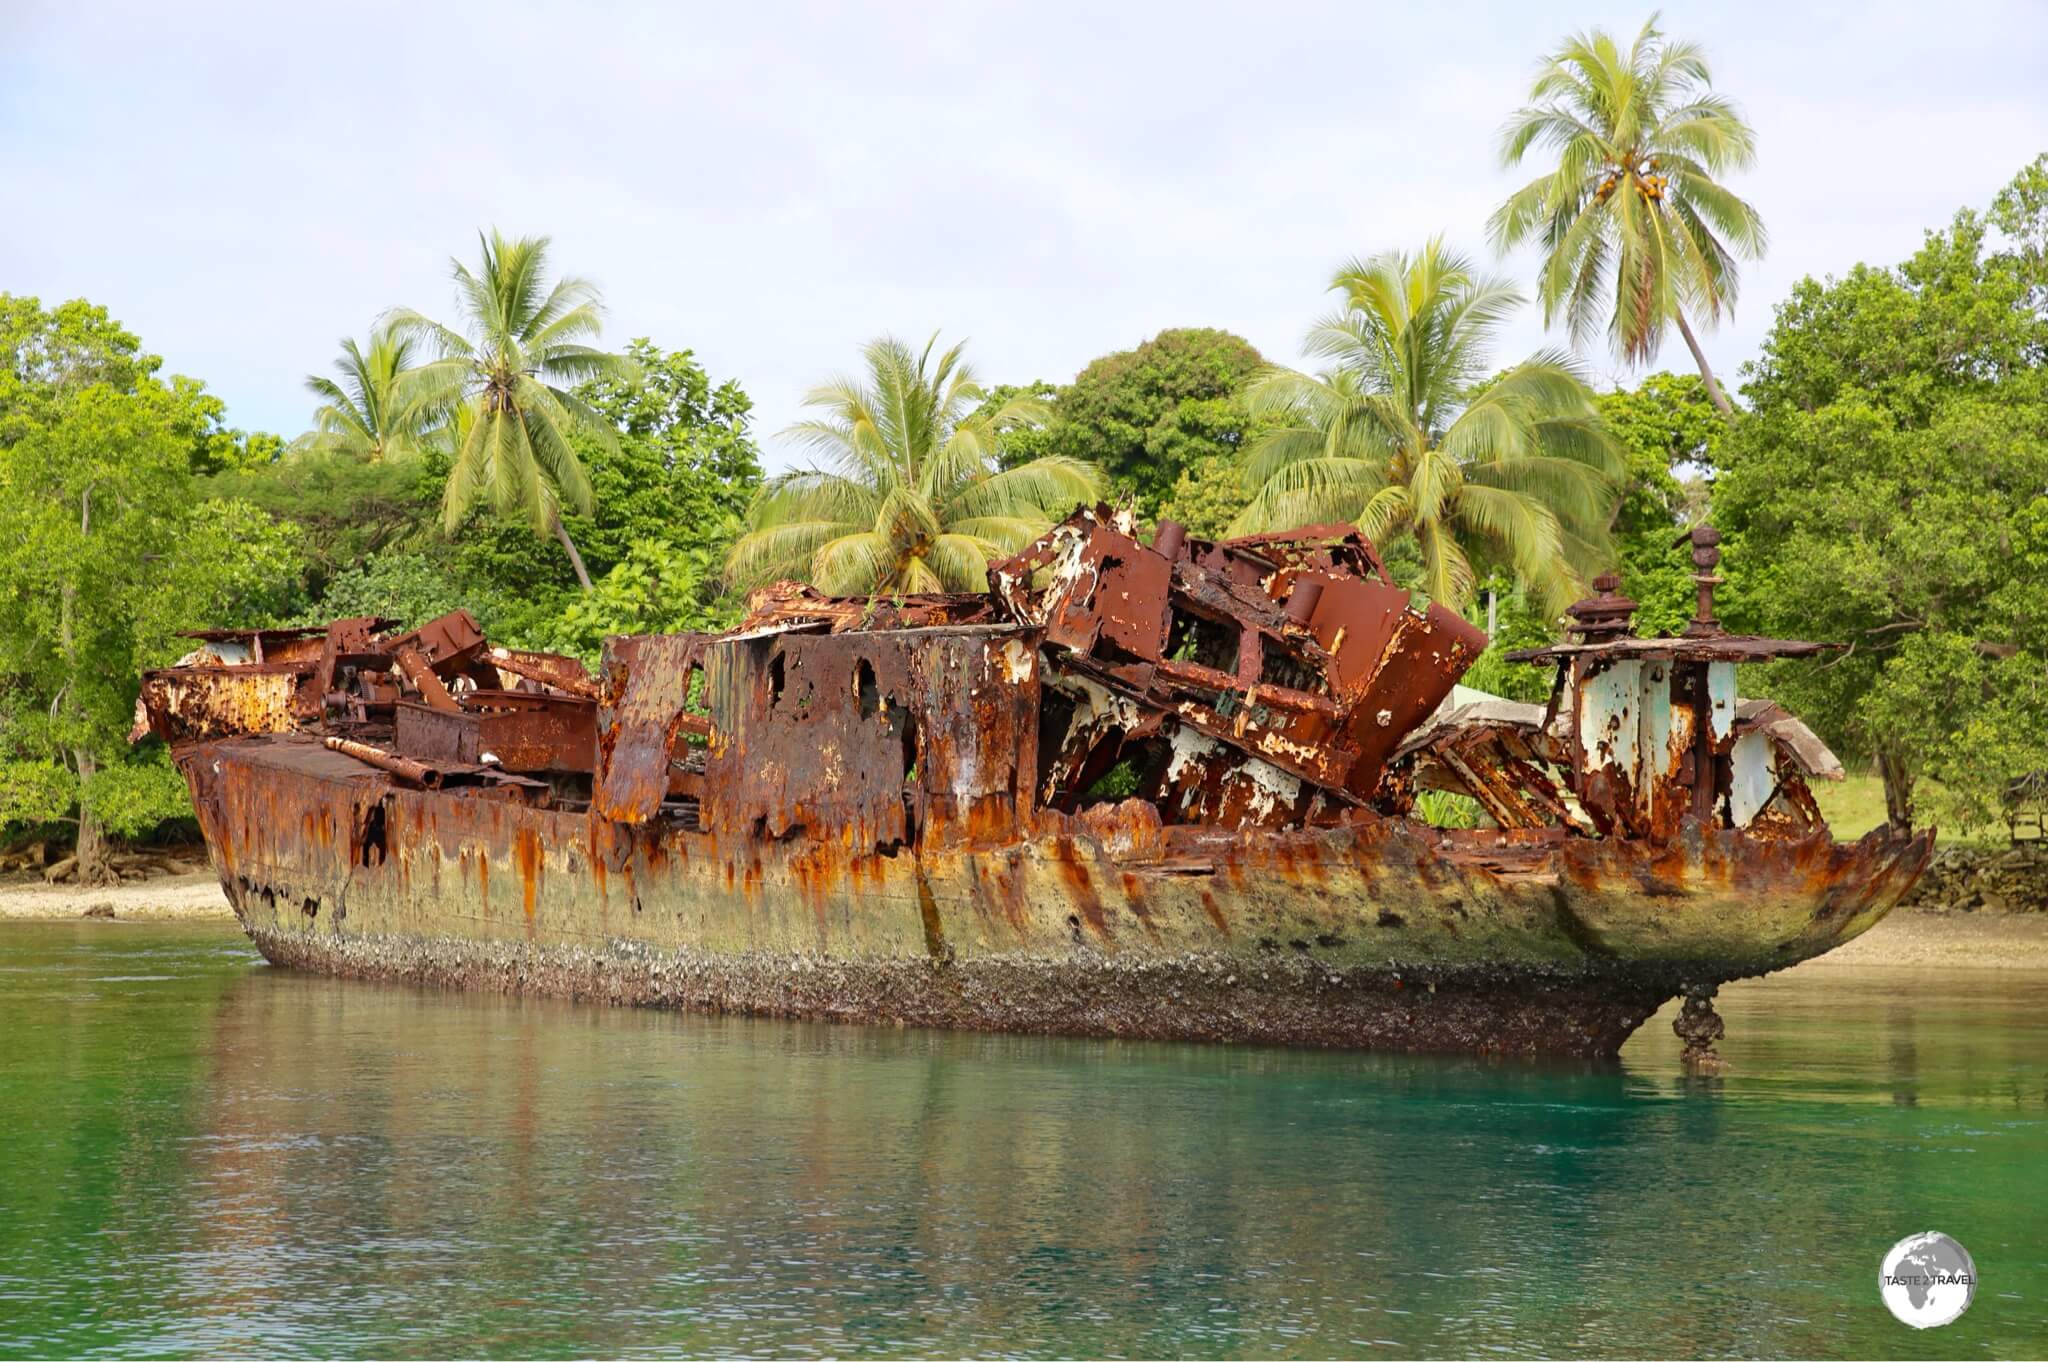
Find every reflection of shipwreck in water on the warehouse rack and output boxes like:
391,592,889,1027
136,509,1931,1060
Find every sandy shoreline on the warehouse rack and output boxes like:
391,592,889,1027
3,870,2044,969
1796,905,2048,970
0,870,233,922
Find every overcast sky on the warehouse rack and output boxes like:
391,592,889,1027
5,1,2045,470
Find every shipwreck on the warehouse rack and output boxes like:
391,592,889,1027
134,509,1932,1061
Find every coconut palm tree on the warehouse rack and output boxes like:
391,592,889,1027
293,329,441,462
1231,240,1621,613
389,231,635,589
1489,14,1766,415
726,334,1101,595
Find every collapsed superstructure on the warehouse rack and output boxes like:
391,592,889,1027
137,509,1933,1061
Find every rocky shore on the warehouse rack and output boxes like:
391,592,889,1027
1895,843,2048,914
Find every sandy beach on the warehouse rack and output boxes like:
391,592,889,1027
0,870,233,922
1799,904,2048,970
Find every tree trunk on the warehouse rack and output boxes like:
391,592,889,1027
71,748,117,887
1878,748,1915,832
552,516,594,592
1674,310,1736,417
60,483,117,886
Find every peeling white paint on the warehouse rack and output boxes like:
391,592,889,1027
1706,661,1737,742
1728,730,1777,827
993,637,1036,685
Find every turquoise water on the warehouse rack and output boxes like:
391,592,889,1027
1,920,2043,1358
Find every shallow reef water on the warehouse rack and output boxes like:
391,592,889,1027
1,920,2044,1359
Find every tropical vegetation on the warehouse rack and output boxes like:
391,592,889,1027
726,334,1101,595
294,329,441,462
1230,239,1623,613
1713,154,2048,830
0,297,301,882
1490,13,1767,414
390,231,638,589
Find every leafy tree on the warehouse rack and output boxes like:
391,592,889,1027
979,381,1061,468
294,329,442,462
0,299,302,876
210,451,439,603
1043,328,1265,510
1491,15,1767,414
1156,453,1254,539
391,231,637,589
428,339,762,641
1714,163,2048,830
0,296,278,475
305,549,496,630
1990,152,2048,300
1233,240,1623,613
539,540,737,663
728,334,1101,594
576,338,762,526
1596,371,1720,634
0,297,151,432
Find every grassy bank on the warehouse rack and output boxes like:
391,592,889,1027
1810,773,2004,847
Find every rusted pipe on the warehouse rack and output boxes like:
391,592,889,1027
487,647,603,700
394,647,459,712
1284,579,1324,627
1152,519,1187,561
324,736,445,788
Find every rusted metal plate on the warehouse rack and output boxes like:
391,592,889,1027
1302,575,1412,696
992,509,1173,661
1343,603,1489,795
1507,635,1839,665
596,633,706,825
1574,658,1643,836
397,695,597,775
133,666,305,744
699,625,1042,852
381,610,488,672
739,581,995,633
393,702,474,766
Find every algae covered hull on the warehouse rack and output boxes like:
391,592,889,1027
142,509,1932,1059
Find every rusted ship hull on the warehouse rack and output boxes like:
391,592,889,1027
178,733,1930,1058
143,510,1937,1061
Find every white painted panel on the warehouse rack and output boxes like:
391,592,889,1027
1576,660,1643,801
1637,661,1675,829
1728,730,1777,827
1706,661,1738,742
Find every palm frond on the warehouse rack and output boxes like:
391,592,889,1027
726,521,860,590
941,456,1101,523
813,531,900,595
